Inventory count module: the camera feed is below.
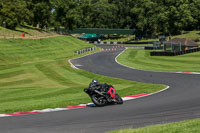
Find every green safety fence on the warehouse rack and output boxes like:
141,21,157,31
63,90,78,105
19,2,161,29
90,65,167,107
69,28,137,35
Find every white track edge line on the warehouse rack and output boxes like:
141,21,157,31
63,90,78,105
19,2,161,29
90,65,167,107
1,48,172,118
0,114,11,117
140,86,170,98
115,48,200,75
68,50,101,70
68,60,79,70
0,87,169,118
122,86,170,101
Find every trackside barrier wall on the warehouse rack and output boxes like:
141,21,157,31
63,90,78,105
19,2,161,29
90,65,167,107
145,46,163,50
93,41,154,45
75,47,96,54
93,41,123,44
150,48,200,56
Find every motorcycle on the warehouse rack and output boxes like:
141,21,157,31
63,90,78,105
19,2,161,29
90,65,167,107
84,84,123,107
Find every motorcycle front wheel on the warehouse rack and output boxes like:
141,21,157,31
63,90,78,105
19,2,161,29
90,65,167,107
115,94,123,104
91,94,107,107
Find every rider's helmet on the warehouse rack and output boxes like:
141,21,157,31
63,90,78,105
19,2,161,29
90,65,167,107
92,79,98,84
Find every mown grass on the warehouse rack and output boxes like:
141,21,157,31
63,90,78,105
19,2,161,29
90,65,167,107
172,31,200,40
103,31,200,43
109,119,200,133
126,47,145,49
117,49,200,72
104,35,135,42
0,25,57,38
0,36,166,113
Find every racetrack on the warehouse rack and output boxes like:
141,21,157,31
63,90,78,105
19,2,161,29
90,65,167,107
0,45,200,133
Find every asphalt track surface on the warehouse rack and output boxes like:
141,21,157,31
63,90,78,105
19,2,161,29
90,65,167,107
1,45,200,133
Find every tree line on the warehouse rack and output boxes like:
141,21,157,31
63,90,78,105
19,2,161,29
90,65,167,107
0,0,200,36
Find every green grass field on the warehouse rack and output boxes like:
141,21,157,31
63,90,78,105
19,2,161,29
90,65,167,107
0,36,166,113
172,31,200,40
0,25,57,38
109,119,200,133
103,30,200,43
104,35,136,42
117,49,200,72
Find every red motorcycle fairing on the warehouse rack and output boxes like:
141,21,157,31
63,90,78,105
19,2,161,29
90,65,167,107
107,87,116,99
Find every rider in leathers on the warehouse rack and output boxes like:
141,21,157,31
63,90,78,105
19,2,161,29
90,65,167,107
89,79,110,92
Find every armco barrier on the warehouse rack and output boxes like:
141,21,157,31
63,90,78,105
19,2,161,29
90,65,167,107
92,41,154,45
151,48,200,56
124,41,154,44
75,47,96,54
93,41,124,45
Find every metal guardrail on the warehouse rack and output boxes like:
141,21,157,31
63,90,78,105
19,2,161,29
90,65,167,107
92,41,123,45
69,28,137,35
90,41,155,45
75,47,96,54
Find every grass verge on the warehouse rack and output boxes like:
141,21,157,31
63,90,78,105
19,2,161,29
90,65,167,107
103,31,200,42
172,31,200,40
109,118,200,133
0,25,57,38
117,49,200,72
0,36,166,113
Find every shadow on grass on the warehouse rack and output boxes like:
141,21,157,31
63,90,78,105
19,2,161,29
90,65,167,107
13,25,50,36
21,25,42,31
13,29,29,34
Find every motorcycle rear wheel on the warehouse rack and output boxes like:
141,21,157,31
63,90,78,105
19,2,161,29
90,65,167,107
91,94,107,107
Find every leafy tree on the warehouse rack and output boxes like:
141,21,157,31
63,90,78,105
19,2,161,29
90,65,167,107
90,0,117,28
0,0,32,29
54,0,81,30
161,0,193,34
25,0,53,28
131,0,157,35
0,0,199,35
108,0,135,29
78,0,93,28
189,0,200,30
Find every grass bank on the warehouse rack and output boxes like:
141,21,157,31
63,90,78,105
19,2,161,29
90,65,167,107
103,30,200,43
0,36,166,113
172,30,200,40
109,118,200,133
117,49,200,72
0,25,57,39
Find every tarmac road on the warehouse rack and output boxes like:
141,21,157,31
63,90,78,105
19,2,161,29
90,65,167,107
0,45,200,133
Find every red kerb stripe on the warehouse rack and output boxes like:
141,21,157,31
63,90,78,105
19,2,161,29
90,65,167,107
182,72,192,73
125,93,150,98
4,111,39,116
67,105,86,109
58,105,87,109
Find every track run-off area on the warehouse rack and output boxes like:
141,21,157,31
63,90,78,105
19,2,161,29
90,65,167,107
1,45,200,133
